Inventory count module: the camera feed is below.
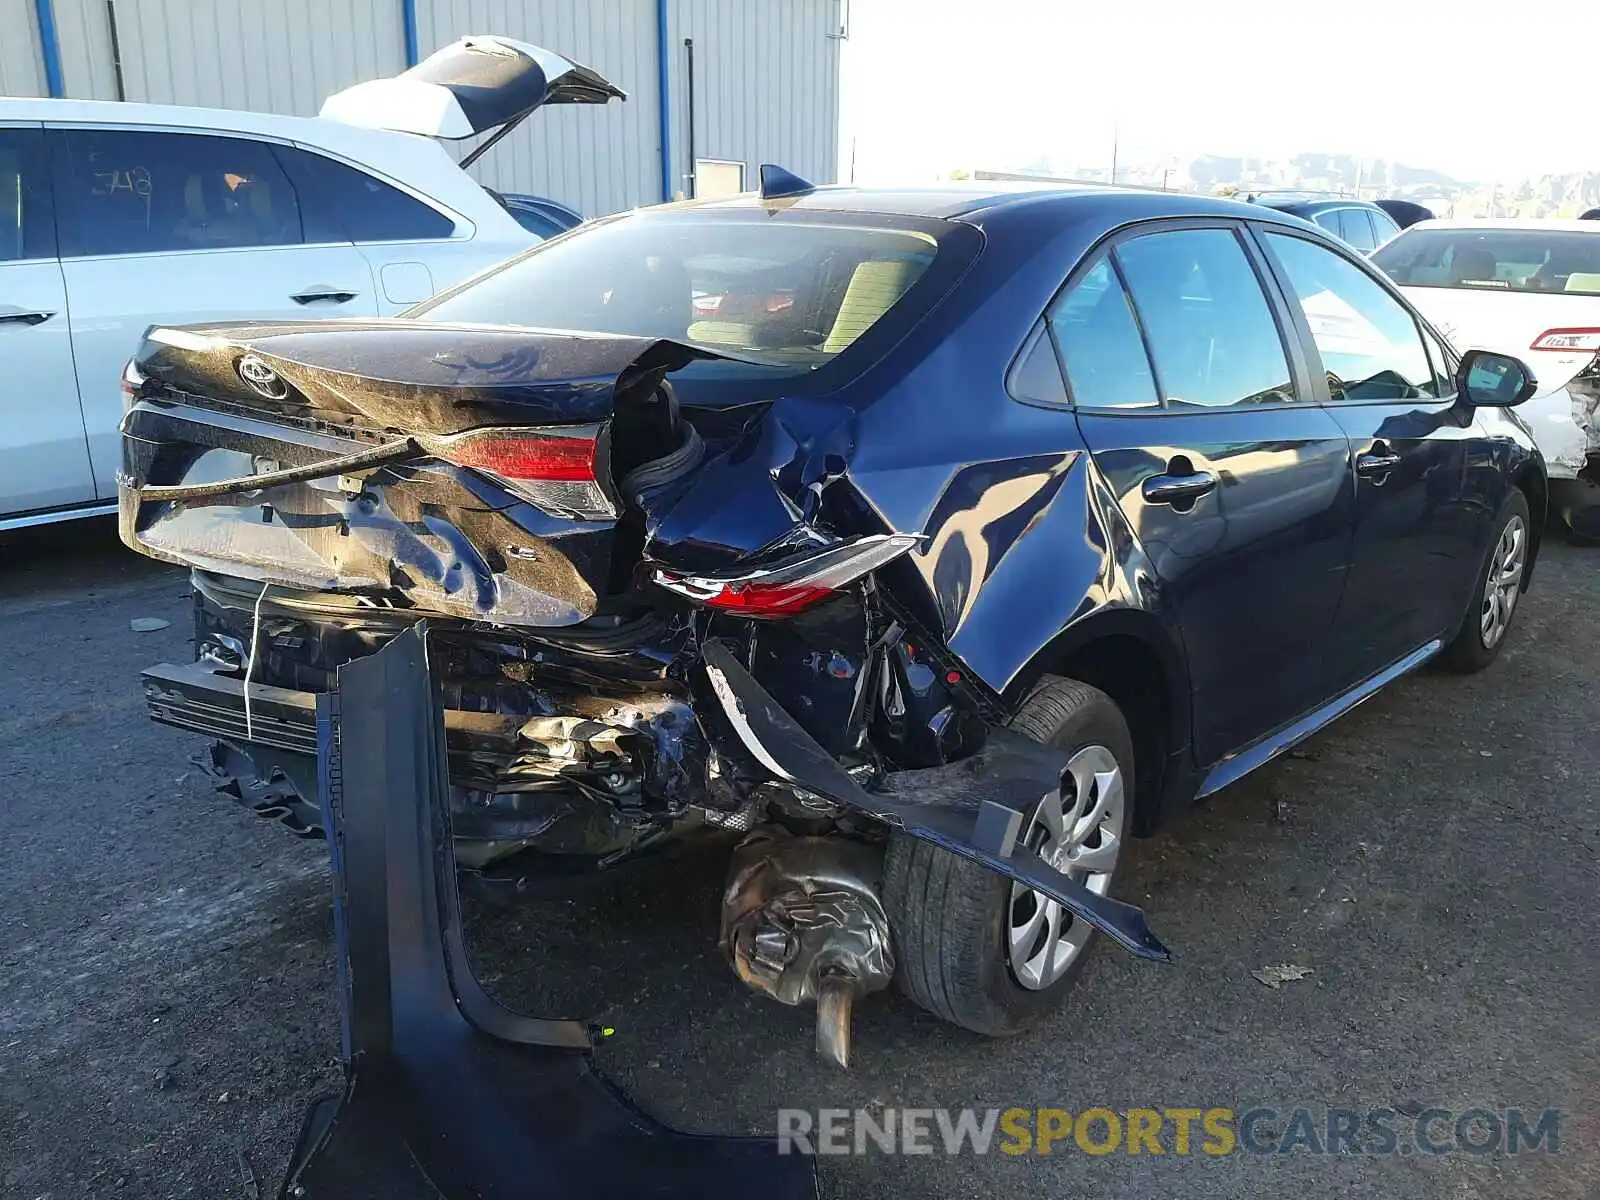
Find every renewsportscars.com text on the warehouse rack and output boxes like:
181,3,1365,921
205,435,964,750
777,1106,1561,1158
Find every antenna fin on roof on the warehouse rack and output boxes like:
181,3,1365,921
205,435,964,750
758,164,815,200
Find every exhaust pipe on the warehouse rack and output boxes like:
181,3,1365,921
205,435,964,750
719,826,894,1069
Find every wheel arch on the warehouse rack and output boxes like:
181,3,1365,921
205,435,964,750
1005,608,1192,837
1514,458,1547,585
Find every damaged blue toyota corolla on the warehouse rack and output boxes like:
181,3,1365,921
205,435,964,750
120,170,1547,1062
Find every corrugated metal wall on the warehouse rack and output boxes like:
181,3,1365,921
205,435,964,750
665,0,840,202
413,0,663,217
0,0,45,97
1,0,839,215
50,0,116,100
51,0,407,114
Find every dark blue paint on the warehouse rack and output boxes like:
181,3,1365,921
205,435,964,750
652,186,1545,821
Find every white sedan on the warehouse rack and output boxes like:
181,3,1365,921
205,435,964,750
0,37,620,530
1372,218,1600,535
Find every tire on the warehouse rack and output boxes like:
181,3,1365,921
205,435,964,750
1442,489,1531,673
881,677,1135,1037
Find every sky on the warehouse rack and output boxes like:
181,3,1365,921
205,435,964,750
838,0,1599,186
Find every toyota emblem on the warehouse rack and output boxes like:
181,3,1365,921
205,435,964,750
236,354,289,400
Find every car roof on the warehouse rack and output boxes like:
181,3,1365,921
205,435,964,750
0,95,406,152
656,182,1288,224
1399,217,1600,234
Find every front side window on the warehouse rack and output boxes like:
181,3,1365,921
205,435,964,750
1048,257,1159,408
56,129,303,256
415,213,944,375
1372,226,1600,295
0,127,54,262
1266,231,1440,401
1114,227,1298,408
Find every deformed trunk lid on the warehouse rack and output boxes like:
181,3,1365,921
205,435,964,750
131,320,704,432
119,322,719,627
319,36,625,141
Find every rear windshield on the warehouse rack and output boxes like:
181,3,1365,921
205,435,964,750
1373,227,1600,295
412,211,952,378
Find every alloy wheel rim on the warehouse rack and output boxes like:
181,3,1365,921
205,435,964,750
1006,743,1125,990
1479,514,1526,650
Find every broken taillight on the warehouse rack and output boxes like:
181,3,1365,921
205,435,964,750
651,533,921,619
432,427,615,520
442,430,598,482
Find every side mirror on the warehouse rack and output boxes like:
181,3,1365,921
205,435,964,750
1457,349,1537,407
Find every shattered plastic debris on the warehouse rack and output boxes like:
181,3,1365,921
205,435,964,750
130,617,172,632
1251,963,1315,989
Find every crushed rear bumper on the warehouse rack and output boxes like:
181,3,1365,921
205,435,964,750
143,660,522,762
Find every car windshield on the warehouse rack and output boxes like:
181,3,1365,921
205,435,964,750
1373,227,1600,295
412,211,945,374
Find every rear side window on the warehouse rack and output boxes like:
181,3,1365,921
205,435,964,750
1009,322,1070,407
1369,209,1400,247
1049,257,1159,408
1314,211,1341,235
277,147,455,243
1266,231,1441,401
0,127,54,261
1114,227,1298,408
56,129,303,256
1337,209,1377,252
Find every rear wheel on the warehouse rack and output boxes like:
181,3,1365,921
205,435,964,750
881,677,1134,1037
1442,489,1529,672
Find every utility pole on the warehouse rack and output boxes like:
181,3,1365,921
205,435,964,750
1109,125,1119,186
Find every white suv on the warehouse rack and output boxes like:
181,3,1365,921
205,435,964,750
0,36,621,528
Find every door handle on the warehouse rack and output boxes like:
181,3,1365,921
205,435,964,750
1141,469,1219,506
0,307,55,326
290,287,359,305
1355,443,1402,478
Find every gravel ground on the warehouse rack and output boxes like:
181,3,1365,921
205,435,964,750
1,518,1596,1199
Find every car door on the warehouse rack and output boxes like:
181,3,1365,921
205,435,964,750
1255,226,1477,687
1058,222,1356,766
0,123,96,519
275,144,520,312
50,126,380,498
